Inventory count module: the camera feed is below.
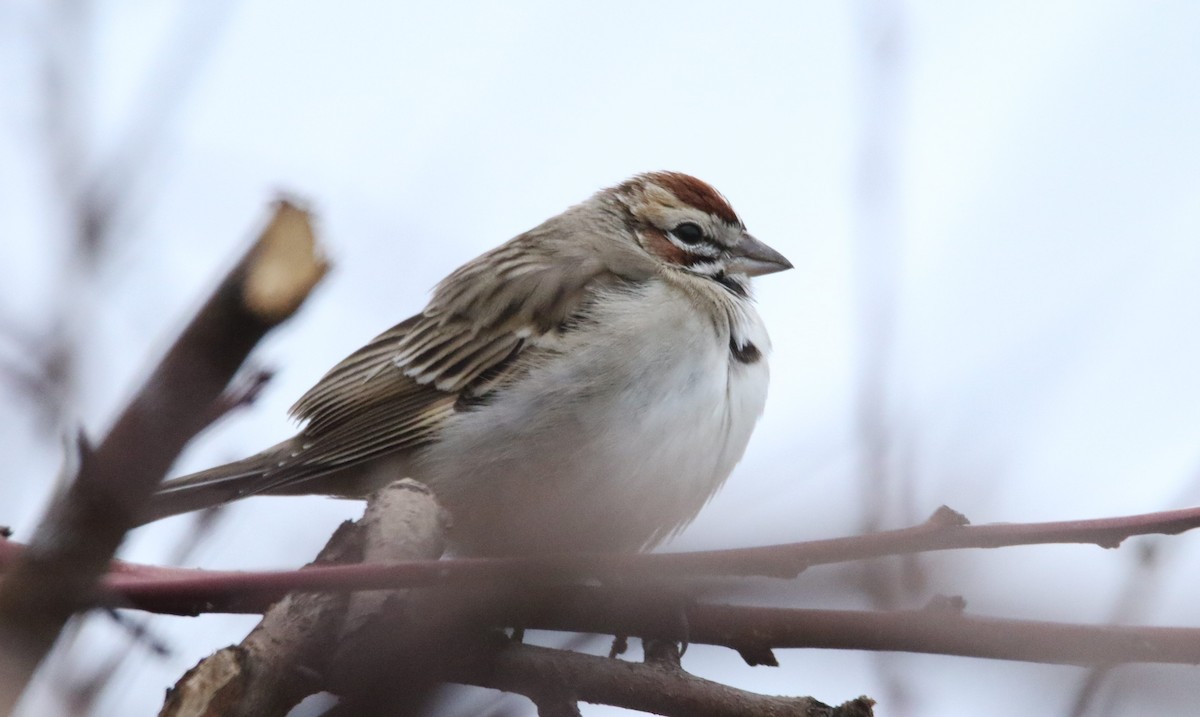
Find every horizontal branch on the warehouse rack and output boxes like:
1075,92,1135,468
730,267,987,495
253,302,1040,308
6,503,1199,670
671,504,1200,577
111,570,1200,668
490,590,1200,667
63,503,1200,615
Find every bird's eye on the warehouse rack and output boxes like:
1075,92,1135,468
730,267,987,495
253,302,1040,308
672,222,705,245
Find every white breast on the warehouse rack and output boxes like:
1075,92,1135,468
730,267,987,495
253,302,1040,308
417,279,770,556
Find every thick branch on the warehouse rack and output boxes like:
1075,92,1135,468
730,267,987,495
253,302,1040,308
160,480,447,717
159,521,360,717
0,200,326,712
450,640,875,717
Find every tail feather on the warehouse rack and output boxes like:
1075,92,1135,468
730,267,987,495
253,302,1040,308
138,441,290,526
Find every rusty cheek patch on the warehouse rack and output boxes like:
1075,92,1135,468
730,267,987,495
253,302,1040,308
643,228,720,269
643,228,687,266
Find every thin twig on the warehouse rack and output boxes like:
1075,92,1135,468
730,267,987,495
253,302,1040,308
444,588,1200,668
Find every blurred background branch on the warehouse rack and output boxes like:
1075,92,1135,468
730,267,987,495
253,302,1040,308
0,201,324,714
2,1,234,432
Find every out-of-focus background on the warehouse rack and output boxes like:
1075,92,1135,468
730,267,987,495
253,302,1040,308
2,2,1199,715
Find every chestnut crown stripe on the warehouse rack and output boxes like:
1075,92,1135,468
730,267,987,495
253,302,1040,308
632,171,742,225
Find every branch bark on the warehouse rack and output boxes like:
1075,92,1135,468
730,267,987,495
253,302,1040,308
160,479,447,717
448,640,875,717
0,200,326,713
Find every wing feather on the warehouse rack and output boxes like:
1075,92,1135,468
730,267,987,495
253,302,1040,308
267,231,616,492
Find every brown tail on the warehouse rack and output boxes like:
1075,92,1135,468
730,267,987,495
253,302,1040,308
137,440,292,526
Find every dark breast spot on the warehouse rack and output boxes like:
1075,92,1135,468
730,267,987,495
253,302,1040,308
729,338,761,364
713,272,748,298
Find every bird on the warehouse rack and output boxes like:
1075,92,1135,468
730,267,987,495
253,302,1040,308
143,172,792,556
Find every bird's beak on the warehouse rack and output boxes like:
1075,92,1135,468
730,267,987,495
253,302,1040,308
728,233,793,277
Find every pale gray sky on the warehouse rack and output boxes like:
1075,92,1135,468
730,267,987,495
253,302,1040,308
2,2,1199,715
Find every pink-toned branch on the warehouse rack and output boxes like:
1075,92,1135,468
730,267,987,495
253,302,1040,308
4,487,1199,704
14,501,1190,670
44,503,1199,616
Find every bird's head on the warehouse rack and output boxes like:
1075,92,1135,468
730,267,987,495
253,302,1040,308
609,172,792,289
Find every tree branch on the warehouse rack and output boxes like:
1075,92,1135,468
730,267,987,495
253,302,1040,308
72,503,1200,616
112,574,1200,668
160,480,447,717
492,592,1200,667
5,482,1199,708
448,639,875,717
0,200,326,712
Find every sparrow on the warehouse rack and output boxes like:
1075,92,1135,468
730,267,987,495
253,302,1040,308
143,172,792,556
